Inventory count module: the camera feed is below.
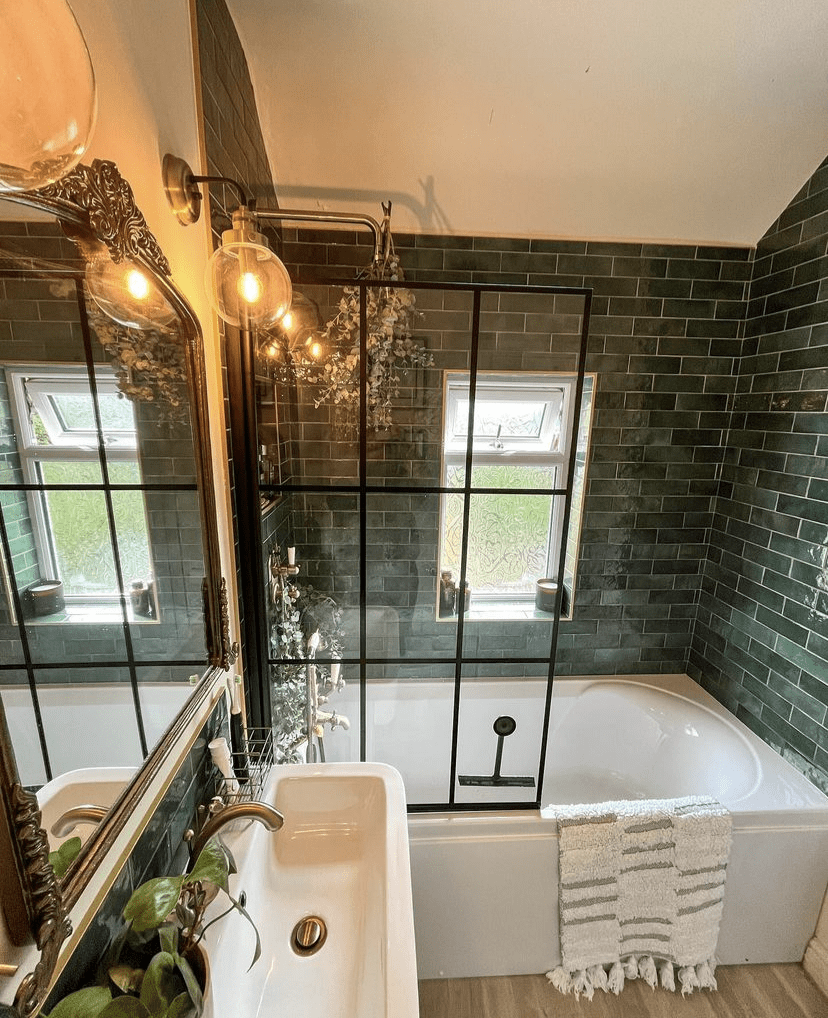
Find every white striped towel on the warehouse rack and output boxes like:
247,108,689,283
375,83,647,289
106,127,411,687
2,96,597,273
546,795,732,1000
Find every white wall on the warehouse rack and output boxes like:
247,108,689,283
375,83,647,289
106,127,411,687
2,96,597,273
230,0,828,245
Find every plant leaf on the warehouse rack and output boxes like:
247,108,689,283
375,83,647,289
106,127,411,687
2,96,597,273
124,877,184,933
226,888,261,971
139,953,184,1018
108,963,144,995
47,985,112,1018
98,996,151,1018
158,926,178,958
164,992,195,1018
221,841,238,876
172,952,203,1016
187,838,228,891
49,837,83,879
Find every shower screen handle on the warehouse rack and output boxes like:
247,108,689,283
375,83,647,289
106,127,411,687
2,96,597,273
491,715,516,780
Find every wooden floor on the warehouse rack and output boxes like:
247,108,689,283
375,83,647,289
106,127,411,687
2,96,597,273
418,965,828,1017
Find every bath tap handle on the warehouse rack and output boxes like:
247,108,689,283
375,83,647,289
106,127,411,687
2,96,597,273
208,796,226,816
315,709,351,732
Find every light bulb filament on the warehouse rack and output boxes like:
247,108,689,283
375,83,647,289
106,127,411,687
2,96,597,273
238,271,263,305
126,269,150,301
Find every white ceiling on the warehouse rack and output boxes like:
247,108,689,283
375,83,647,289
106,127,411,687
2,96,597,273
228,0,828,247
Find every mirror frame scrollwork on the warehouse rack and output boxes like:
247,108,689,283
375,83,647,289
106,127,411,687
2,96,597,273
0,160,231,1016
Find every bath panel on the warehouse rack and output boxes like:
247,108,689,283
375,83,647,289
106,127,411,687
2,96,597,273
321,673,828,978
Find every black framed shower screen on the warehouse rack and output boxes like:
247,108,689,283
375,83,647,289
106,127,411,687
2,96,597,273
230,278,592,812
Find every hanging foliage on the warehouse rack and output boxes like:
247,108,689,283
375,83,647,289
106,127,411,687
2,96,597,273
270,576,344,764
310,257,431,431
88,308,189,423
262,206,432,434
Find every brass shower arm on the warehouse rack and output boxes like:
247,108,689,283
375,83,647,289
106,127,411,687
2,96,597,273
255,207,383,269
163,153,380,266
162,154,384,267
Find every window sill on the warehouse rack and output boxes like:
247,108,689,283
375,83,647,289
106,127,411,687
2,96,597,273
437,600,569,623
25,604,159,626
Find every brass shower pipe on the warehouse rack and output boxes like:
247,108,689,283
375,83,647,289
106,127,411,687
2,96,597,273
162,153,385,270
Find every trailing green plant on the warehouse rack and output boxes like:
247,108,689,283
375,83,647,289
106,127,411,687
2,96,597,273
48,836,82,879
88,309,189,424
264,239,432,435
42,839,258,1018
310,266,431,433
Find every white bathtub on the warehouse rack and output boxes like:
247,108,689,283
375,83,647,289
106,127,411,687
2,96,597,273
0,682,193,786
323,672,828,978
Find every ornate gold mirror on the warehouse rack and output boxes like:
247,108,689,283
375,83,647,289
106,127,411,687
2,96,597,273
0,160,230,1014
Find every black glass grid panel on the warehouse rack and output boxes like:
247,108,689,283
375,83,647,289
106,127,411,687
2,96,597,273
255,278,592,811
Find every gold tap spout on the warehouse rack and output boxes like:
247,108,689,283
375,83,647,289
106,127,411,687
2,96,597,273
186,801,284,868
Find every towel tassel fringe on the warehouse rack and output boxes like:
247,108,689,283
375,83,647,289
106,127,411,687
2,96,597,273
548,956,719,998
606,961,625,995
638,954,658,988
659,959,675,991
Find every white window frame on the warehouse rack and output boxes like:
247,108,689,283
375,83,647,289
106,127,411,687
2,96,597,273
5,364,147,606
439,371,578,607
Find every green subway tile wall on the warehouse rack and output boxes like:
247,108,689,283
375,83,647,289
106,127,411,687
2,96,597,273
276,168,827,791
281,230,751,680
0,226,208,681
194,0,294,716
690,156,828,793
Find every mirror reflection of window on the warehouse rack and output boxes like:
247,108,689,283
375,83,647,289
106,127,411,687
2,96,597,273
4,365,153,617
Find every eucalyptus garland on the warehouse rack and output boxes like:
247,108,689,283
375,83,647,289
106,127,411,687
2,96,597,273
270,579,344,763
266,237,433,434
88,308,189,423
311,257,432,432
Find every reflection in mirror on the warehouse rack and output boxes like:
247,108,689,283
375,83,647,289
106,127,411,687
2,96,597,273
0,207,207,847
0,159,227,1018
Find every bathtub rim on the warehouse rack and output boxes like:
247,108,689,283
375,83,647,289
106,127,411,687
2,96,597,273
406,672,828,831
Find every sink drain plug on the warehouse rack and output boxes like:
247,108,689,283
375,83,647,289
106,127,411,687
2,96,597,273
291,915,327,956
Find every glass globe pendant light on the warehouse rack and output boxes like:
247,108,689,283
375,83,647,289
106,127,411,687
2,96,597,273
205,206,292,329
85,250,177,330
0,0,97,192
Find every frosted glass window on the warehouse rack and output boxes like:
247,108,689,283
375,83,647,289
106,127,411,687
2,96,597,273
440,372,581,605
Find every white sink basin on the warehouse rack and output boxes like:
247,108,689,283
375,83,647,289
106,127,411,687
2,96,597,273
204,762,419,1018
37,766,135,851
